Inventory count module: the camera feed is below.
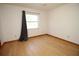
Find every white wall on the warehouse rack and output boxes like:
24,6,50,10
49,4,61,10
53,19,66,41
0,4,48,44
48,4,79,44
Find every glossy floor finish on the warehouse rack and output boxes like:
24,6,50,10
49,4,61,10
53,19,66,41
0,35,79,56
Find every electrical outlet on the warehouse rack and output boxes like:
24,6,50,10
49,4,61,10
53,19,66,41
67,35,70,38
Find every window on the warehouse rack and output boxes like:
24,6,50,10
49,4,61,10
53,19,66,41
26,13,39,29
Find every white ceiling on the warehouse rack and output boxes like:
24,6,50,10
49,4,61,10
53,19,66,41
6,3,65,11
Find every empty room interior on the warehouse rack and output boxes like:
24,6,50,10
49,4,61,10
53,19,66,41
0,3,79,56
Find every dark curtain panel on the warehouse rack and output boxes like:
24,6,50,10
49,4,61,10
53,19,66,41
19,10,28,41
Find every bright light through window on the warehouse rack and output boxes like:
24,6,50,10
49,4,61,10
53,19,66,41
26,14,39,29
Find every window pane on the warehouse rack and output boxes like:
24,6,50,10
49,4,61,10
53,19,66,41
26,14,38,21
27,22,38,29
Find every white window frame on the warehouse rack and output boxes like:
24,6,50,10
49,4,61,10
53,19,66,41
26,12,39,29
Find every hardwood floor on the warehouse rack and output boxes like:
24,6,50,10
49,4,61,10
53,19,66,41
0,34,79,56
